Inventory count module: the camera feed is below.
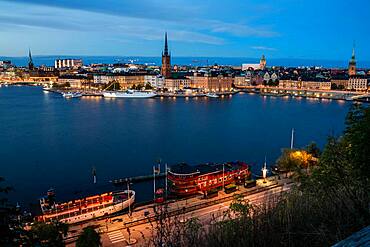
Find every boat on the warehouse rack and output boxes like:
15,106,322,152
62,92,83,98
103,90,157,98
36,189,135,224
168,161,251,197
205,93,219,98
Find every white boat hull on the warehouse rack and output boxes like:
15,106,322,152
103,91,157,98
40,190,135,224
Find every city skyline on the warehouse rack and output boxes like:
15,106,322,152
0,0,369,60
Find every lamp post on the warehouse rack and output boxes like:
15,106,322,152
222,163,225,190
126,178,131,217
262,156,268,184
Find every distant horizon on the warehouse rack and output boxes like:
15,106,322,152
1,55,370,69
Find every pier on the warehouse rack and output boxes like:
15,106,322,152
110,173,166,185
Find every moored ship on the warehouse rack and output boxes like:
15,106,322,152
62,92,83,98
103,90,157,98
36,189,135,224
168,161,251,197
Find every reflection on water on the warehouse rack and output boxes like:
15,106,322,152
0,86,350,206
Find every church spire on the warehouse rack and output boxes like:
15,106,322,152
348,42,356,76
163,32,169,56
28,48,34,70
351,42,356,60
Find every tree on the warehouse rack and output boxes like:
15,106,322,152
76,226,101,247
30,221,68,247
145,83,154,90
0,177,13,244
305,142,321,158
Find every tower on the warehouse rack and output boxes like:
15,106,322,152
28,48,34,71
161,32,171,78
348,45,356,76
260,54,266,70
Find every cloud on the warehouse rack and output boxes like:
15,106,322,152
0,0,199,22
208,21,278,37
251,46,277,51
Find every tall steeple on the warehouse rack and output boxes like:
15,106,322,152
348,42,356,76
260,54,266,70
163,32,169,56
28,48,34,70
161,32,171,78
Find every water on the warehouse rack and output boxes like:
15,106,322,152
0,86,350,209
1,55,370,68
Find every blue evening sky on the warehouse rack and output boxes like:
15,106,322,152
0,0,369,60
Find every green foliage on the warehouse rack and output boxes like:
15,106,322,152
30,221,68,247
0,177,13,244
76,226,101,247
145,83,154,90
305,142,321,158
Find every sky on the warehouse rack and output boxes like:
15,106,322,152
0,0,369,60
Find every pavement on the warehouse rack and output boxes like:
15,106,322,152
65,176,293,246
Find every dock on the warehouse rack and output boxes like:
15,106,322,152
110,173,166,185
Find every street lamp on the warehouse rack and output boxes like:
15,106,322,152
262,156,268,183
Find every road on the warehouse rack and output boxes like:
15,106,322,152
66,177,293,246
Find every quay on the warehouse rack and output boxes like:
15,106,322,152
3,83,369,102
64,175,294,246
110,173,166,185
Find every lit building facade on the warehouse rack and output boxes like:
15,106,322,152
347,77,368,91
55,59,83,69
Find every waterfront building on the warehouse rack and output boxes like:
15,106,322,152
28,49,34,71
55,59,83,70
348,46,356,76
164,77,191,91
116,75,145,89
278,79,300,89
301,80,331,90
234,76,249,87
93,74,116,85
188,74,233,92
260,55,266,70
144,75,165,88
347,76,368,91
161,32,171,78
168,161,250,197
58,75,89,88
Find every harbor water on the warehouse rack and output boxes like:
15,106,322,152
0,86,350,208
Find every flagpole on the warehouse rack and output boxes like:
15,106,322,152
153,165,156,201
222,164,225,189
165,163,168,199
127,179,131,216
290,128,295,149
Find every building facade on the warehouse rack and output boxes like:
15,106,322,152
301,81,331,90
164,78,191,91
144,75,165,88
347,76,368,91
188,75,233,92
55,59,83,69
